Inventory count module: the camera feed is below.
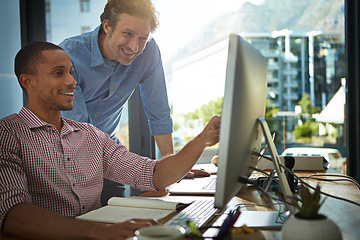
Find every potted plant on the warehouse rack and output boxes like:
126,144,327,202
281,183,342,240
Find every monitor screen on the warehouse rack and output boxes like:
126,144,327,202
214,34,268,209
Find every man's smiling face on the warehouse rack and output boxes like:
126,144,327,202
103,13,151,65
30,50,76,112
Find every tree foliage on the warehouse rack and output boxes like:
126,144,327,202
184,97,223,125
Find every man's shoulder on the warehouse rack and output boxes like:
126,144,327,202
0,114,26,139
143,38,159,54
0,114,21,127
59,30,94,54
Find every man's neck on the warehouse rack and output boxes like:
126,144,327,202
98,31,115,61
27,105,62,132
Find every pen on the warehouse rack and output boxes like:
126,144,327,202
187,220,202,237
230,206,241,227
215,209,234,239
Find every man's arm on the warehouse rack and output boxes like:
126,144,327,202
2,203,158,240
153,116,220,190
155,130,211,178
154,133,174,157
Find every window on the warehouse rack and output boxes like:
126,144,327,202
152,0,346,168
81,26,91,34
39,0,359,178
79,0,90,13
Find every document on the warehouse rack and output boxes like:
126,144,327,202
76,197,189,223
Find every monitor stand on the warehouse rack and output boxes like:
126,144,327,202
256,117,296,214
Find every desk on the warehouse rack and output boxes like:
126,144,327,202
230,171,360,239
166,170,360,240
1,171,359,240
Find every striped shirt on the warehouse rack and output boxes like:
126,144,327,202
0,107,157,228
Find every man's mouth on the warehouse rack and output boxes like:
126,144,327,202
122,48,136,56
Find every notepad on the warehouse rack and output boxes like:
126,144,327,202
233,211,290,229
76,197,189,223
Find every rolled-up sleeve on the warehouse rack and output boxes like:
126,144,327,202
0,125,32,229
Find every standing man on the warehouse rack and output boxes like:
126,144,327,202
60,0,172,154
60,0,207,201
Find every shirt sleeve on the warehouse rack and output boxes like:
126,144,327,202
87,125,158,191
138,39,173,136
0,125,32,229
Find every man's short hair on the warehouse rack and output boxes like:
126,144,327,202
14,41,63,90
100,0,159,33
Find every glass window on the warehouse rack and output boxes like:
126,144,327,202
81,26,91,34
79,0,90,13
152,0,346,171
46,0,107,44
45,0,346,172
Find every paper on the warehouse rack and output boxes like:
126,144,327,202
76,197,189,223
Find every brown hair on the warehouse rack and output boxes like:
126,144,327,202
100,0,159,33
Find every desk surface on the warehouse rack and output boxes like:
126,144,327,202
214,170,360,240
1,170,359,240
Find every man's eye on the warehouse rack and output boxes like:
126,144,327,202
54,71,63,76
124,32,131,36
70,69,74,75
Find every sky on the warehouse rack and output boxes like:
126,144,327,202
150,0,265,116
152,0,264,62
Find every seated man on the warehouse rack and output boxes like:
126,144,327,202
0,41,220,240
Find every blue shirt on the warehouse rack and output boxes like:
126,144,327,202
59,26,172,137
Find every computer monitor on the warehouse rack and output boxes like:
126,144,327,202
214,34,285,209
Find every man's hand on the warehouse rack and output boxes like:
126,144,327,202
199,116,221,148
91,219,160,240
185,169,210,178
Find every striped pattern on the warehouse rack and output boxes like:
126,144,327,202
0,107,156,228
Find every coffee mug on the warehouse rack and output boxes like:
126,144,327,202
135,225,186,240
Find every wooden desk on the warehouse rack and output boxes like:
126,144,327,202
1,171,359,240
213,170,360,240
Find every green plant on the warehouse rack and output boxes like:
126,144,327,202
294,183,326,219
293,122,313,139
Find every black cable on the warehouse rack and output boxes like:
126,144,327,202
253,153,360,208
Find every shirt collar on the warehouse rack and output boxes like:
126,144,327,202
91,25,123,68
91,25,106,67
19,107,50,129
18,107,79,135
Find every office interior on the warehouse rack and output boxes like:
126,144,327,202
0,1,359,184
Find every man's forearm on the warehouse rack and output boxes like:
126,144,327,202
153,116,220,189
154,134,174,157
153,134,206,189
2,203,101,240
2,203,159,240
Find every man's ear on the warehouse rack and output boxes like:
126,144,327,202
19,74,35,90
103,19,112,35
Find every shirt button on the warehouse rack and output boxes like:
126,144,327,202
111,86,115,89
83,206,85,210
94,115,98,118
73,183,75,187
67,158,70,162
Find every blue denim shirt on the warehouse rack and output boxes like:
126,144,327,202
59,26,172,137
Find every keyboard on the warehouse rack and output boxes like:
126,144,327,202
165,199,218,232
202,177,217,190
